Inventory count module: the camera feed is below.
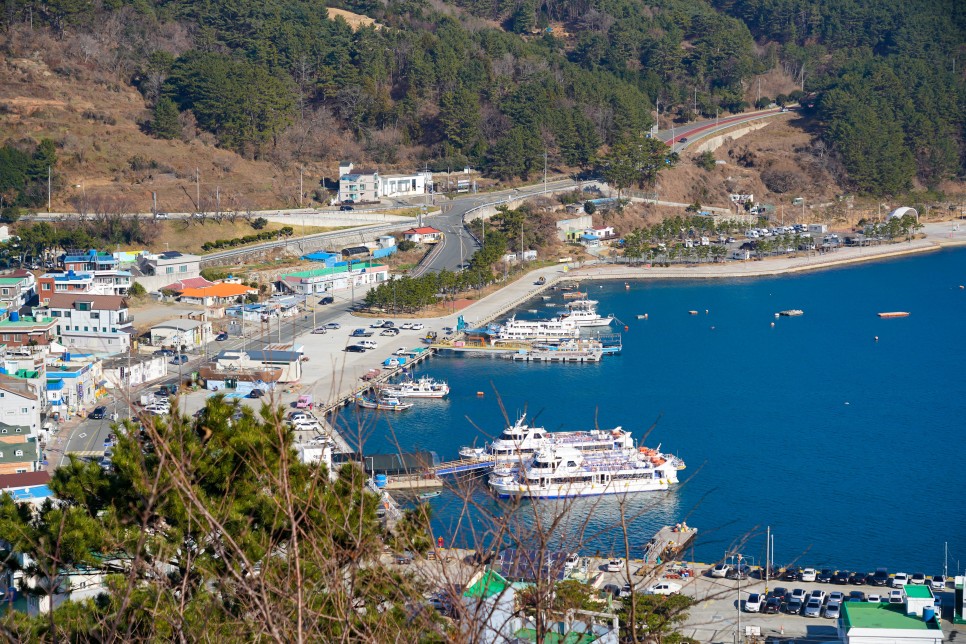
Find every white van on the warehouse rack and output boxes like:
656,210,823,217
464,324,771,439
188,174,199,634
359,340,378,350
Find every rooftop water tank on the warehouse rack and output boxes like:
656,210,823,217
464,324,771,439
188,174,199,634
9,311,19,322
923,606,935,622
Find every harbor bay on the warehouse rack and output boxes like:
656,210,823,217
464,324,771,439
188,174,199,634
337,247,966,573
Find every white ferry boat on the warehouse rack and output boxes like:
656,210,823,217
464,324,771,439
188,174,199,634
379,375,450,398
488,444,685,499
458,415,634,464
559,299,615,328
495,316,580,342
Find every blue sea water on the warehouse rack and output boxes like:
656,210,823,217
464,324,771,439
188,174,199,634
334,248,966,573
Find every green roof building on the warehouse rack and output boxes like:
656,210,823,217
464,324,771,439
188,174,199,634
840,600,942,644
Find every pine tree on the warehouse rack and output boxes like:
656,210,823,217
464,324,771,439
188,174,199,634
152,97,181,140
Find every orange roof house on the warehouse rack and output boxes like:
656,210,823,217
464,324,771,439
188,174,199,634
177,283,257,306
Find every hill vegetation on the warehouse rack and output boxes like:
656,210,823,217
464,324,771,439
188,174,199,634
0,0,962,217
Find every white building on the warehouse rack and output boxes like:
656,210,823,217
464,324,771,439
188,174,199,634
839,592,942,644
279,262,389,296
210,349,302,383
135,251,202,293
36,294,134,354
379,172,432,198
402,227,443,244
0,374,41,436
149,319,213,349
101,354,168,390
555,215,593,241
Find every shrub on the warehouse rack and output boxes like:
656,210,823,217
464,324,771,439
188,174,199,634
127,282,147,297
251,217,268,230
397,240,416,252
694,151,716,172
583,201,596,215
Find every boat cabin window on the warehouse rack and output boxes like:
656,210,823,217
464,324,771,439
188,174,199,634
566,461,578,467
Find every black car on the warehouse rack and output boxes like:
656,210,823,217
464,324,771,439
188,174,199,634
726,564,751,580
89,406,107,419
153,348,175,357
785,598,803,615
345,345,366,353
832,571,851,585
319,296,334,305
850,572,868,586
848,591,867,602
339,205,354,211
216,332,229,341
771,587,789,602
817,569,834,583
763,597,782,614
248,389,264,399
871,568,890,586
782,567,802,581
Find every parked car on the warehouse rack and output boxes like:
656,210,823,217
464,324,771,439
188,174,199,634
171,354,188,365
763,597,782,614
872,568,890,586
605,559,623,573
394,551,413,565
710,563,731,578
325,322,341,330
832,571,851,585
248,389,264,399
828,592,845,605
892,572,908,587
930,575,946,591
803,599,823,618
848,591,867,602
89,406,107,420
216,331,229,341
411,323,424,331
782,567,802,581
154,212,168,219
340,205,354,211
643,582,682,596
154,348,175,357
771,588,789,602
311,327,327,334
910,573,927,585
850,571,869,585
351,328,373,337
399,322,414,330
318,296,334,305
370,320,386,328
744,593,764,613
888,589,904,604
618,584,634,599
866,594,881,603
359,340,377,349
817,569,834,583
824,602,841,619
808,590,826,605
380,328,400,336
801,568,818,582
785,598,803,614
790,588,809,604
345,345,366,353
727,564,751,580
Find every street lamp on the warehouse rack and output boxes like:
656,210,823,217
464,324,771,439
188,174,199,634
736,553,742,644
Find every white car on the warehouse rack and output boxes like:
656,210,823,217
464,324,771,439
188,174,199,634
292,418,321,429
359,340,377,349
394,347,408,356
888,589,904,604
801,568,817,582
930,575,945,591
744,593,764,613
643,582,682,596
710,563,731,578
370,320,385,328
399,323,414,330
411,323,424,331
892,572,908,587
605,559,622,573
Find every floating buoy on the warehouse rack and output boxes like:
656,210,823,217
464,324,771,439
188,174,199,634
774,312,780,318
705,309,709,314
624,325,629,331
770,322,775,327
960,285,964,289
710,326,715,330
476,391,484,397
644,313,648,320
624,282,630,289
874,336,879,342
845,402,850,405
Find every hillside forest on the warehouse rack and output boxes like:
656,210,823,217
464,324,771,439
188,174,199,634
0,0,963,215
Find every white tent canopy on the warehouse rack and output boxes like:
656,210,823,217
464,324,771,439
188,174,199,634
887,206,919,220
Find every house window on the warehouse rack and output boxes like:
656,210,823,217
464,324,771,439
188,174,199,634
91,312,99,320
166,266,174,274
42,283,50,291
16,468,26,474
84,326,89,332
179,265,187,272
0,429,6,434
14,450,22,457
1,334,7,341
77,302,91,311
1,288,8,295
20,408,26,414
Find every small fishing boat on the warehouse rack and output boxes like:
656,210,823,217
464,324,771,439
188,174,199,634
418,490,441,500
535,276,546,285
355,394,413,411
778,309,804,317
528,309,538,314
877,312,910,318
541,295,551,300
688,310,698,315
563,291,588,300
636,314,648,320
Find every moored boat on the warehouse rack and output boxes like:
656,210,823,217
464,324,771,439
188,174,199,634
488,443,685,499
778,309,804,317
355,394,413,411
380,375,450,398
877,311,910,318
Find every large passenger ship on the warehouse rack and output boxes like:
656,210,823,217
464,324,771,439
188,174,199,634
458,415,634,464
488,444,685,499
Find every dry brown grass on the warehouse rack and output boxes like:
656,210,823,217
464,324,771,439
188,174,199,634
143,220,342,255
325,7,383,30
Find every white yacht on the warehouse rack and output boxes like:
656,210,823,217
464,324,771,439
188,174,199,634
558,299,615,328
379,375,450,398
458,415,634,463
495,316,580,342
488,444,685,499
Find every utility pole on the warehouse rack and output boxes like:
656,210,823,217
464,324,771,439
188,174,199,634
299,167,304,208
765,526,770,594
757,77,761,103
543,151,548,194
47,165,51,212
195,168,200,213
693,87,697,117
216,186,220,214
152,191,157,214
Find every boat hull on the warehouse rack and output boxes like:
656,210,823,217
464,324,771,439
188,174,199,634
489,477,675,499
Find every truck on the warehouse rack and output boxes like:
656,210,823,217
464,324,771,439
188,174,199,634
296,395,313,410
140,393,156,407
351,328,374,337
